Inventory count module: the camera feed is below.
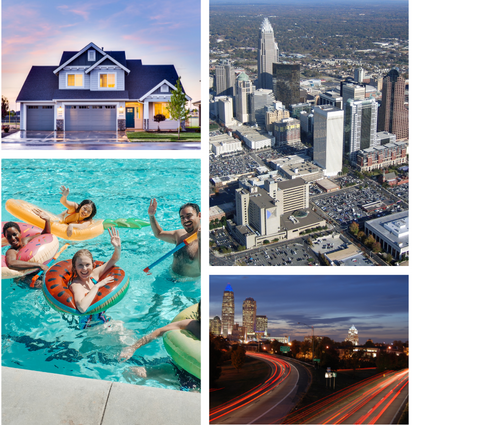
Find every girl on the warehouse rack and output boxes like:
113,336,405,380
69,227,121,329
59,185,97,237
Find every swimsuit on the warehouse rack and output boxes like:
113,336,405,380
70,277,108,329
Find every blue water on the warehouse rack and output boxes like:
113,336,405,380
1,159,201,391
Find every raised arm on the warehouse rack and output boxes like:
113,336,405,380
59,185,79,212
32,208,52,235
71,277,113,313
148,198,178,244
94,227,121,277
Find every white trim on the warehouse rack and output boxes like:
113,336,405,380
139,79,193,102
161,85,169,92
65,71,84,88
53,42,106,74
88,50,96,61
85,54,130,74
97,72,117,90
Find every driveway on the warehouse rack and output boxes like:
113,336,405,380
1,130,200,150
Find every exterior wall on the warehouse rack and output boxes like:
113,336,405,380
89,68,125,91
59,69,91,90
313,106,344,176
147,102,179,130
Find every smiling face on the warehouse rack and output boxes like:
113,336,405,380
72,250,94,281
179,206,200,234
5,226,23,250
79,203,93,219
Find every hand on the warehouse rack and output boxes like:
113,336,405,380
119,346,136,361
108,227,121,249
33,208,50,222
40,264,49,272
97,276,114,288
60,186,70,197
67,224,73,237
148,198,157,216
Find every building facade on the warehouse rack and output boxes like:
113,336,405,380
258,18,279,90
378,69,409,140
272,63,300,108
210,316,221,336
273,118,301,146
313,106,344,176
215,59,235,97
235,73,255,124
242,297,257,340
345,325,359,346
221,284,235,337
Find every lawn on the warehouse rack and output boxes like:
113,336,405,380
126,131,200,142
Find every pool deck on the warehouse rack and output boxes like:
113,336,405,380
2,366,200,425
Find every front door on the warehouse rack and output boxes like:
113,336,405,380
126,107,135,128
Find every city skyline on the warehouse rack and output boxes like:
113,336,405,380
210,275,408,344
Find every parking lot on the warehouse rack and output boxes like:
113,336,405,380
386,182,409,203
209,151,261,178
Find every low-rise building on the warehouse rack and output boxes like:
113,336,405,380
364,210,409,260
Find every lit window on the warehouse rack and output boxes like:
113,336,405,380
100,74,116,88
154,102,170,119
67,74,83,87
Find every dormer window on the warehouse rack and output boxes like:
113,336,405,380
99,73,116,88
88,50,96,61
67,73,83,87
161,85,169,93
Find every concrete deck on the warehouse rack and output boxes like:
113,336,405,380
2,366,200,425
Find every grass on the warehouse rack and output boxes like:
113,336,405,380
210,356,270,408
126,131,200,142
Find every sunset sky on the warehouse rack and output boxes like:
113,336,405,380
1,0,201,110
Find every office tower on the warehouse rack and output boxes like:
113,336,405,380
258,18,279,90
221,284,235,337
318,91,343,109
235,72,255,124
272,63,300,108
378,69,409,140
254,89,276,128
313,105,344,176
345,325,359,346
274,118,301,146
265,101,290,132
242,297,257,340
354,67,365,83
342,83,365,105
344,98,379,163
256,315,268,336
210,316,221,336
215,59,235,97
216,96,234,126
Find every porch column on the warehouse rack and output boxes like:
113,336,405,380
143,101,149,130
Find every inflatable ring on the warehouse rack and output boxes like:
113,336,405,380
6,199,105,241
43,260,129,316
163,303,201,379
2,222,59,279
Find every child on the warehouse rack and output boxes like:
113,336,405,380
119,302,201,361
69,227,121,329
59,185,97,237
3,209,52,287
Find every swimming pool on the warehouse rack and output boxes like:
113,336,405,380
1,158,201,391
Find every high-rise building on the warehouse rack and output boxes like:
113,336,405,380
258,18,279,90
265,101,289,132
242,297,257,340
354,67,365,84
344,98,379,164
345,325,359,346
254,89,276,128
342,83,365,105
273,117,301,146
210,316,221,336
221,284,235,337
378,69,409,140
215,59,235,97
272,63,300,108
313,105,344,176
235,72,255,124
256,315,268,336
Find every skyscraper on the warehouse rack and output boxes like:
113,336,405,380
235,72,255,124
272,63,300,108
242,297,257,340
378,69,409,140
313,105,344,176
256,315,268,337
210,316,221,336
345,325,359,346
221,284,235,337
258,18,279,90
215,59,235,97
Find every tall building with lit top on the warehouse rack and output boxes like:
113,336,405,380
345,325,359,346
242,297,257,340
258,18,279,90
256,315,268,336
221,284,235,337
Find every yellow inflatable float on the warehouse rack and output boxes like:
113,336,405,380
163,303,201,379
6,199,150,242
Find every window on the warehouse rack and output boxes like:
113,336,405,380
88,50,96,61
161,85,169,93
99,73,116,88
154,102,170,119
67,74,83,87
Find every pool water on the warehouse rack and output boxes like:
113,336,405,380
1,159,201,391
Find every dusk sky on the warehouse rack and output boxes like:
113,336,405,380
1,0,201,110
210,275,408,344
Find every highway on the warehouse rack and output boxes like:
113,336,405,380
209,353,309,424
285,369,409,424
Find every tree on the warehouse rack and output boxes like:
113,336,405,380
349,222,359,235
231,345,246,372
153,114,166,132
167,78,191,140
2,96,8,119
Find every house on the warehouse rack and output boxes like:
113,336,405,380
16,42,192,131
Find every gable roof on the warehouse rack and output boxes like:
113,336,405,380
54,42,106,74
85,53,130,74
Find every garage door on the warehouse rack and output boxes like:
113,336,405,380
26,105,54,131
65,105,116,130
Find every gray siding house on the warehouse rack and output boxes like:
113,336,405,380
16,42,191,131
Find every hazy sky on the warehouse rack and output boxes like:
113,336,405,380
1,0,201,110
210,275,408,344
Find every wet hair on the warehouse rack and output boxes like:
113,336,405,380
3,221,21,236
179,203,200,215
71,249,94,279
76,200,97,221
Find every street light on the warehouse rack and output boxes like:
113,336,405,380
298,322,314,364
